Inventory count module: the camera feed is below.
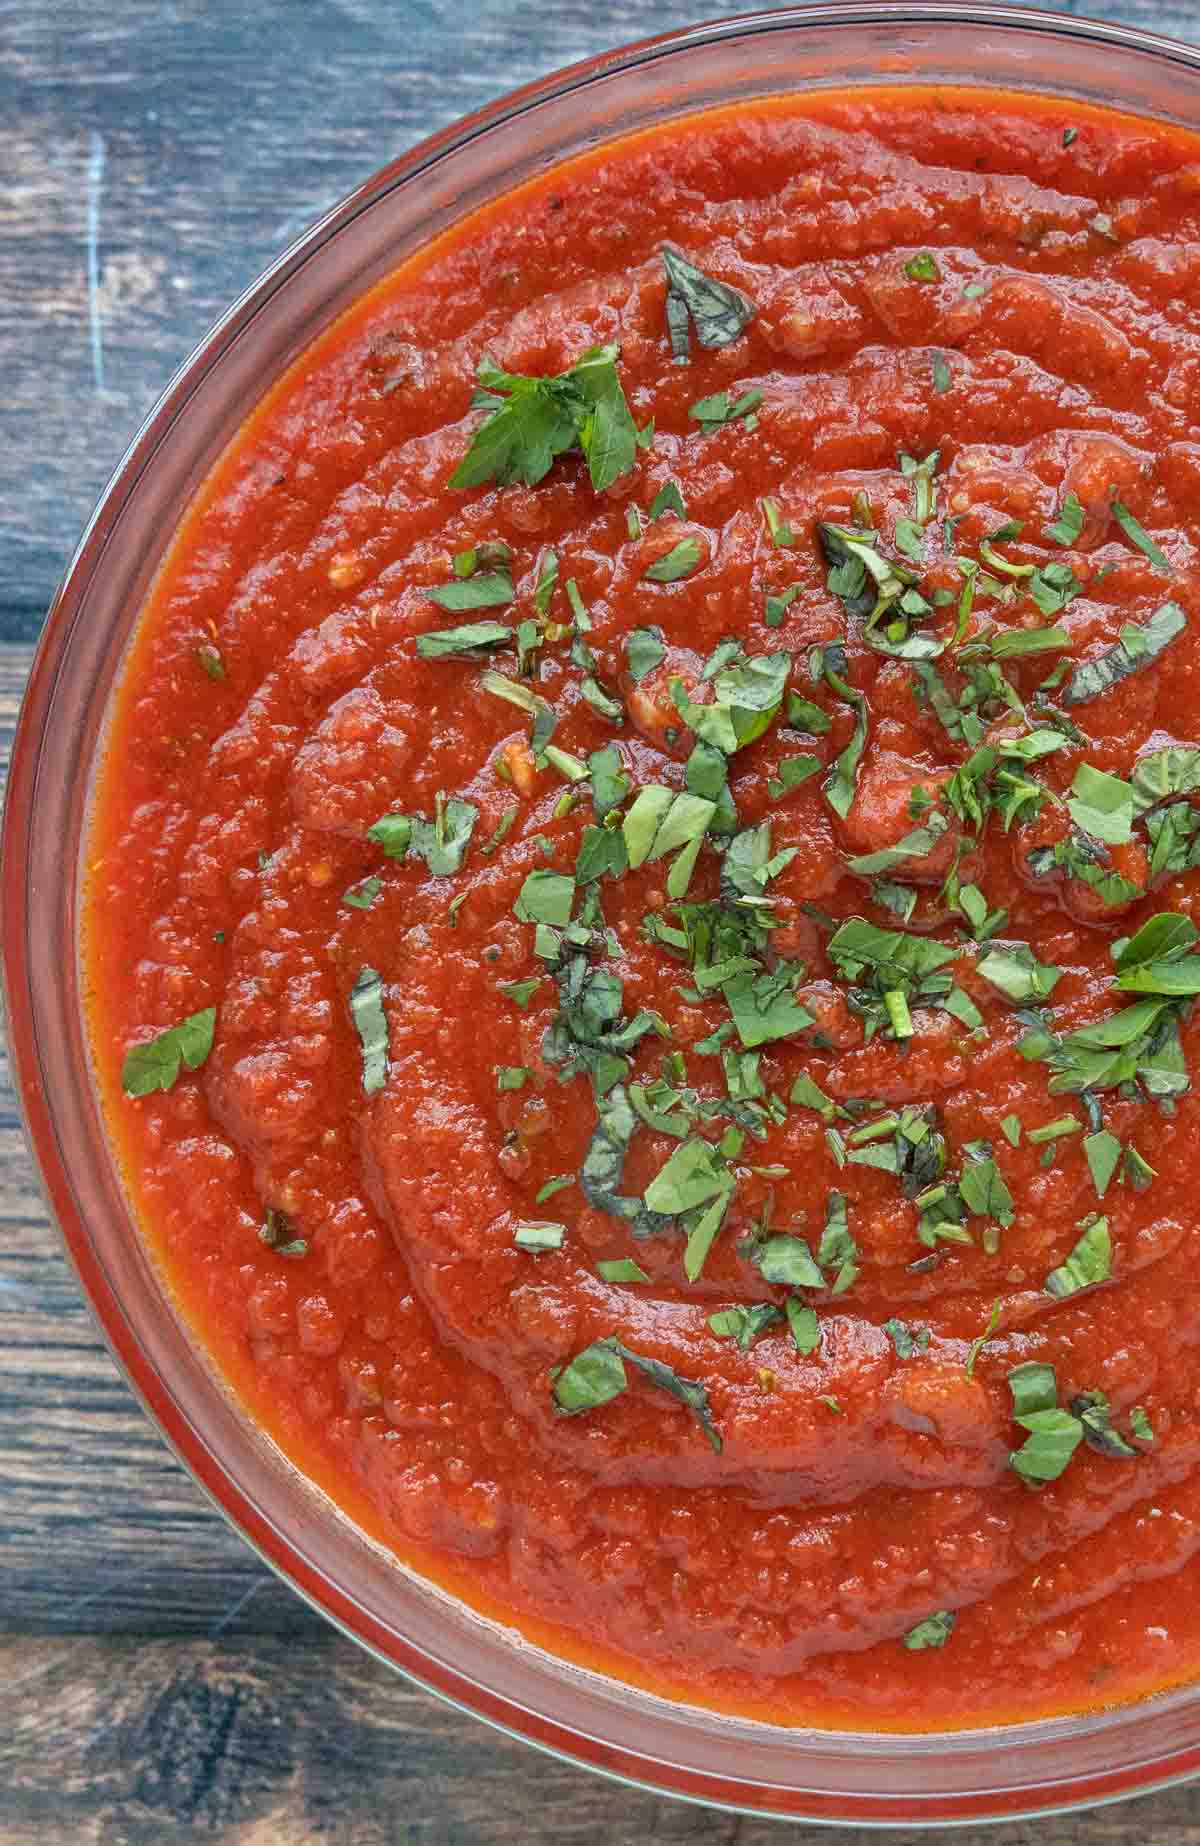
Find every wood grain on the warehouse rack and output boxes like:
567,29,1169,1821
7,1,1200,1838
2,0,1198,634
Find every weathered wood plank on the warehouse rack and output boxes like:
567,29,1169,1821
12,1634,1200,1846
2,0,1198,632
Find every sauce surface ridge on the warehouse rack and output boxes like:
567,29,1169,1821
85,87,1200,1729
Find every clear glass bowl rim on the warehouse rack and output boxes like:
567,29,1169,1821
7,2,1200,1825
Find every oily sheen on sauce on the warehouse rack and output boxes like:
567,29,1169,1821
86,88,1200,1730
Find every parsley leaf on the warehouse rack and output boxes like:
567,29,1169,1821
451,345,638,492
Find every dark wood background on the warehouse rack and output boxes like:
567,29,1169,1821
4,2,1200,1839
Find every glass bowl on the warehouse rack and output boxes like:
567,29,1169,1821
7,3,1200,1824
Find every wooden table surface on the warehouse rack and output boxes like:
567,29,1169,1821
5,2,1200,1839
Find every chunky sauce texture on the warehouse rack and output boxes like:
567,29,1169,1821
85,89,1200,1728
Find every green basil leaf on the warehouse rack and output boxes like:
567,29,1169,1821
883,1318,931,1359
597,1257,651,1283
421,577,514,617
1043,492,1085,547
1070,1387,1139,1459
959,1150,1015,1227
644,537,703,583
1064,602,1186,706
989,624,1070,659
786,1298,821,1354
649,480,687,520
349,968,388,1095
1010,1408,1084,1482
903,1610,956,1650
366,814,412,860
752,1233,823,1289
1009,1362,1059,1417
977,942,1062,1003
661,243,756,353
514,1220,566,1250
1044,1216,1111,1297
688,388,763,430
553,1337,628,1413
644,1137,730,1216
1067,763,1134,845
1110,497,1171,572
617,1341,723,1451
342,874,383,910
1083,1131,1122,1198
589,744,629,819
905,251,941,282
625,626,667,681
708,1303,783,1350
122,1006,216,1097
513,869,575,926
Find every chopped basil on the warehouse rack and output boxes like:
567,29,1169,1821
821,659,869,819
514,1220,566,1250
762,497,795,547
932,353,952,395
451,344,638,493
660,243,756,355
1000,1114,1022,1146
1131,1406,1155,1443
553,1337,628,1414
625,626,667,681
1083,1129,1122,1198
884,1318,931,1359
499,976,542,1010
1111,497,1170,572
1043,492,1085,547
622,786,715,870
649,480,687,521
753,1234,823,1289
597,1257,650,1283
619,1342,722,1451
514,869,575,926
765,586,800,629
964,1298,1002,1378
708,1303,782,1350
1063,601,1186,706
495,1065,530,1091
421,576,514,617
904,251,941,282
845,814,948,878
365,814,412,860
196,642,226,680
768,753,821,796
1071,1388,1138,1459
1010,1405,1084,1483
259,1207,307,1258
1044,1216,1111,1298
989,624,1070,659
903,1611,955,1650
689,388,763,431
786,1298,821,1354
342,874,382,910
817,1190,858,1294
1113,911,1200,995
1009,1362,1057,1418
976,941,1062,1004
644,537,703,583
644,1136,732,1217
959,1148,1015,1228
1067,763,1134,846
122,1006,216,1097
589,744,629,819
349,968,388,1095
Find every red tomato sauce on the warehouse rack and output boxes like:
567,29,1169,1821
84,87,1200,1729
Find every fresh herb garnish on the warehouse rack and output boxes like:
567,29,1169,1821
708,1303,782,1350
421,575,515,616
1110,497,1170,572
451,344,638,492
903,1611,956,1649
1063,602,1186,705
905,251,941,283
514,1220,566,1250
660,244,756,357
349,967,388,1095
688,388,764,432
1044,1216,1111,1298
122,1006,216,1097
644,537,703,583
597,1257,650,1283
